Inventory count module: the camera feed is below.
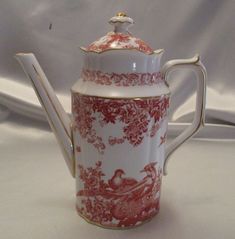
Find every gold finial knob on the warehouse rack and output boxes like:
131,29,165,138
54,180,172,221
116,12,127,17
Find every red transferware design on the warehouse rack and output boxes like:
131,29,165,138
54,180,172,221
76,161,162,228
72,94,170,153
81,69,164,86
84,32,154,55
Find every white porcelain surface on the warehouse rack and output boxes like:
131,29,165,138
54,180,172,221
81,50,163,74
71,80,170,98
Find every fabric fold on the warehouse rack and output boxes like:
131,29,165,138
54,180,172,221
1,78,235,139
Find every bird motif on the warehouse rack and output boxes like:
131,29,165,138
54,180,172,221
139,162,160,197
108,169,138,192
140,162,157,181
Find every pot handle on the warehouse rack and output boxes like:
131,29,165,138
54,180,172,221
162,54,206,175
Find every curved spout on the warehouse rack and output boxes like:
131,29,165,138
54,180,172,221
15,53,75,177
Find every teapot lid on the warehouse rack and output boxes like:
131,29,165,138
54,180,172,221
81,12,154,55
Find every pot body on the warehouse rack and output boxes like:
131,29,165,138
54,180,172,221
71,50,170,228
72,93,169,228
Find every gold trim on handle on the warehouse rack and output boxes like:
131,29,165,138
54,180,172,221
162,54,206,175
161,54,200,80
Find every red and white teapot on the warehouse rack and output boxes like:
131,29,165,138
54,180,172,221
16,12,206,229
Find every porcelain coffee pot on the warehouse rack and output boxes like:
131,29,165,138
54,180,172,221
15,13,206,229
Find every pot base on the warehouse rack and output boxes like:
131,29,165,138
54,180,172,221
76,205,160,230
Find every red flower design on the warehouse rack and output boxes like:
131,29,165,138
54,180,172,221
85,32,154,54
76,146,81,152
82,69,164,86
108,33,131,43
72,95,169,152
108,136,125,145
135,38,153,54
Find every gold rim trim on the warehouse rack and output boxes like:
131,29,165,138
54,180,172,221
80,46,164,55
80,47,164,55
76,206,159,230
70,90,170,100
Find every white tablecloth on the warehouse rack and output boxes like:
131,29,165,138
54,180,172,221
1,118,234,239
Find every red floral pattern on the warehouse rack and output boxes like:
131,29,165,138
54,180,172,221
72,94,169,153
85,32,154,54
76,146,81,153
76,161,162,228
82,69,164,86
72,95,106,154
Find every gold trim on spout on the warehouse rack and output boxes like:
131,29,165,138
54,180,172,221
27,71,75,177
32,64,72,140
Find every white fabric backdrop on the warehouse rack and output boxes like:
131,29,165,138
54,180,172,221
0,0,235,133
